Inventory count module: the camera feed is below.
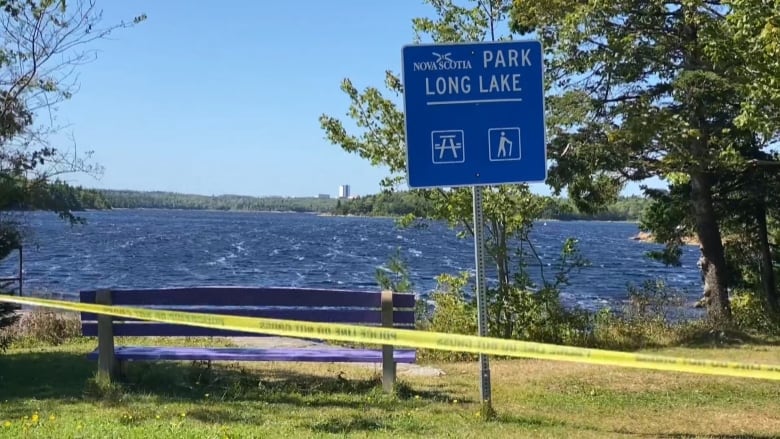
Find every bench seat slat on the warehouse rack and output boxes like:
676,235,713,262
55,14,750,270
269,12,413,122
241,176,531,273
80,309,415,325
81,322,414,337
86,346,417,363
81,324,274,337
80,288,416,308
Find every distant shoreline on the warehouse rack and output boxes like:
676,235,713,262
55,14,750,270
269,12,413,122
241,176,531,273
631,231,700,246
90,189,650,222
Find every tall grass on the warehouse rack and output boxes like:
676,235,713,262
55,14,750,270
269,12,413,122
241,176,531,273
0,308,81,349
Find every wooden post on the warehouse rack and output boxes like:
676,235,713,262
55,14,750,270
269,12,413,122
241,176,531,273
95,290,118,381
381,290,396,393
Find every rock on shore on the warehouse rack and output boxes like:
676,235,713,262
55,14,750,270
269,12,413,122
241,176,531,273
632,231,700,246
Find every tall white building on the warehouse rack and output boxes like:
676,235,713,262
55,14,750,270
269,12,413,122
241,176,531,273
338,184,351,199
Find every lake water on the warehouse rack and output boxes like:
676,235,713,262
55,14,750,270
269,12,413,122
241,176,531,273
2,210,703,313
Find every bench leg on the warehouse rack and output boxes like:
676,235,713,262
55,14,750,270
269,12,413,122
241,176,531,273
381,290,396,393
96,290,119,381
382,345,396,393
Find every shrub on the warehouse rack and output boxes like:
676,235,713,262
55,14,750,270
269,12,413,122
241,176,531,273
420,271,594,359
490,284,592,346
375,248,412,293
624,279,687,321
587,279,700,350
0,326,14,352
0,299,21,352
730,290,780,335
418,272,478,362
11,308,81,346
410,233,731,358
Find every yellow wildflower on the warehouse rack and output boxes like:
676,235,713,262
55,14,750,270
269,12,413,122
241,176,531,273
49,415,55,421
31,414,39,423
3,421,10,427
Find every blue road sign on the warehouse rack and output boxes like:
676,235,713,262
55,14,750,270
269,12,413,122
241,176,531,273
401,40,546,188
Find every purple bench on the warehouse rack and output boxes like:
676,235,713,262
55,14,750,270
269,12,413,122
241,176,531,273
79,287,417,392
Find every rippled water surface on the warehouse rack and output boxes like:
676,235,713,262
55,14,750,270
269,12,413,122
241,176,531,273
2,210,703,311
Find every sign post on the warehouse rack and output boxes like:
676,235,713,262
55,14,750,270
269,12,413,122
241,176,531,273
471,185,491,406
401,40,547,410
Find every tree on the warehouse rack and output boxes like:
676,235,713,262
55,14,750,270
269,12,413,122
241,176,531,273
320,0,587,343
725,0,780,136
631,0,780,319
724,0,780,317
509,0,780,322
0,0,144,344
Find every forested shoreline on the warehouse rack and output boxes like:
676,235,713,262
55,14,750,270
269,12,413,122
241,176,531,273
95,189,338,213
75,188,651,221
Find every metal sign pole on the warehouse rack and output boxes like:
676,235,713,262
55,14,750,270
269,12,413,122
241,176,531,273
472,185,492,406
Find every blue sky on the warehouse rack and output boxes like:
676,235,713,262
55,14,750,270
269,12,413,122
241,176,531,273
51,1,652,198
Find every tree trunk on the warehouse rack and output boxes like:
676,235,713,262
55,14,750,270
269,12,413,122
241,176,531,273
690,172,731,321
756,202,778,314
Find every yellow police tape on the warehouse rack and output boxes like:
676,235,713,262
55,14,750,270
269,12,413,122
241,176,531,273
3,295,780,381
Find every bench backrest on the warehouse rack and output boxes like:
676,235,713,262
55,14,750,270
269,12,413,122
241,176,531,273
79,287,416,337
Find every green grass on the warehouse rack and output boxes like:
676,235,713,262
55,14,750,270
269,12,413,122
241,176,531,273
2,338,780,438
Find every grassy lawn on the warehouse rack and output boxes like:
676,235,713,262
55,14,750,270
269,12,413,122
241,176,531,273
1,337,780,438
